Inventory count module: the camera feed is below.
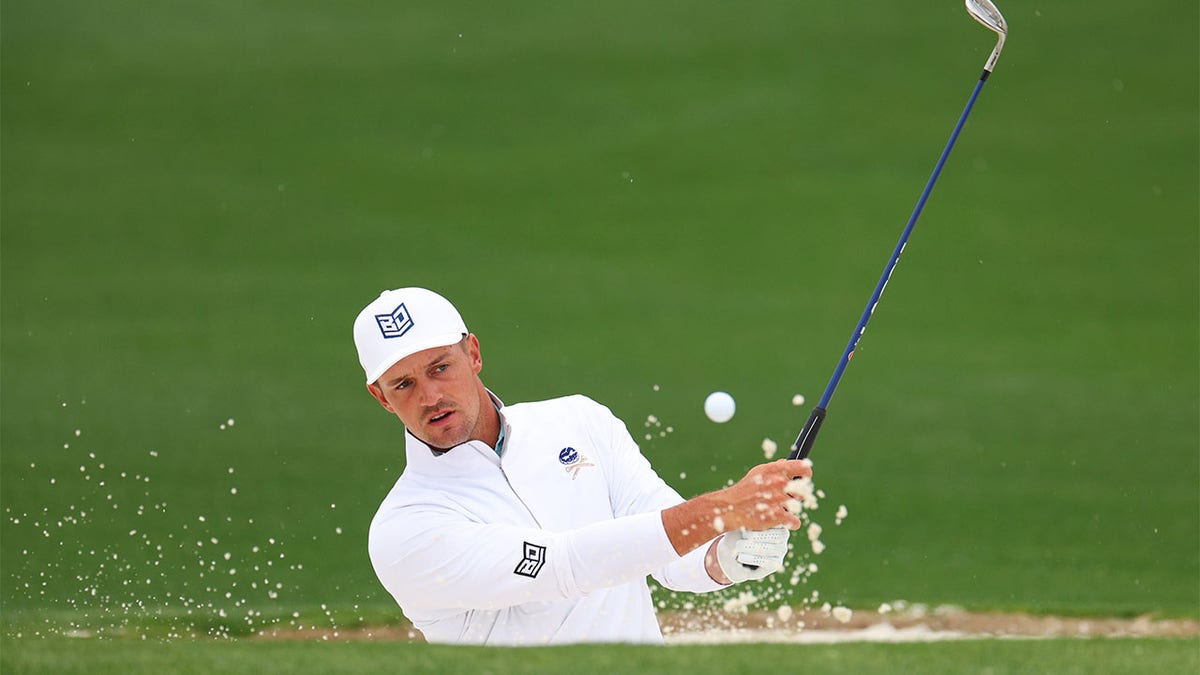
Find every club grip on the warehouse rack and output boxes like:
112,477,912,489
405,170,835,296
787,407,826,460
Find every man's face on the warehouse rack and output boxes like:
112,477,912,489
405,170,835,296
367,335,487,451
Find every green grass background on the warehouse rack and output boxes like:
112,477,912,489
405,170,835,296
3,635,1198,675
2,0,1197,663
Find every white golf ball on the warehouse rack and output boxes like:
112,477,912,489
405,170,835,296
792,393,806,406
704,391,736,423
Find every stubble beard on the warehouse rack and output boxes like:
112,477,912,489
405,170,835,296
418,401,478,451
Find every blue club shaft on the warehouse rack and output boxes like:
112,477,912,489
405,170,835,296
789,72,991,460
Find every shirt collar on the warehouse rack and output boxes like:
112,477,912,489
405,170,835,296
494,400,506,457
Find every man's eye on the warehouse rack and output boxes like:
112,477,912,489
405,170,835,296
395,381,411,391
435,364,449,373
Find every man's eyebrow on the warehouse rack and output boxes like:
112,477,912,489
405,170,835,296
381,372,410,388
382,348,454,387
421,348,453,371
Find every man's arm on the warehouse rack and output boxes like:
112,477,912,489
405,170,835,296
370,507,682,615
582,397,811,588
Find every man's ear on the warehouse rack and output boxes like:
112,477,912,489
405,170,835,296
465,334,483,374
366,383,395,413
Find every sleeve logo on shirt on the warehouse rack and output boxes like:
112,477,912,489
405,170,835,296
514,541,547,578
375,304,414,339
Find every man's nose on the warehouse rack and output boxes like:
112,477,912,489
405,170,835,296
417,380,444,408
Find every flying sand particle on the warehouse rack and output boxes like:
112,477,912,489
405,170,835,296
785,477,819,510
722,590,758,614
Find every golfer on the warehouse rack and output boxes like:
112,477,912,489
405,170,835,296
355,287,812,645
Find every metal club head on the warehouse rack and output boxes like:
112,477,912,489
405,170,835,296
965,0,1008,73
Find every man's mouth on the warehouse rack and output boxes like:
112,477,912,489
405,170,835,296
428,410,454,425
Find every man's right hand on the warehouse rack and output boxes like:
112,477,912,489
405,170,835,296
662,458,814,557
715,459,813,532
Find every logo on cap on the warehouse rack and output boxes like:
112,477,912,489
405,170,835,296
375,304,414,339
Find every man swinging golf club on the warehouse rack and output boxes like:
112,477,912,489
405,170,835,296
355,287,810,645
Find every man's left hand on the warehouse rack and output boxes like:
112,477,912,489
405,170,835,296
711,526,790,584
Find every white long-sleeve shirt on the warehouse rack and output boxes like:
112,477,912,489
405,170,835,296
367,394,725,645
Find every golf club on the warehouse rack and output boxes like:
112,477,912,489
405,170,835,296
788,0,1008,460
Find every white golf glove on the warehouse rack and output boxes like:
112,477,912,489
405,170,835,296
716,526,790,584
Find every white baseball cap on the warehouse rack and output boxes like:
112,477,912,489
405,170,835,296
353,288,469,384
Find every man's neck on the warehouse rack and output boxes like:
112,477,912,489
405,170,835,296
476,388,502,451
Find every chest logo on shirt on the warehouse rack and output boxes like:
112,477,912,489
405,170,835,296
514,541,547,578
558,446,594,480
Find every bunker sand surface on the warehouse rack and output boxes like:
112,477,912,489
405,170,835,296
254,608,1200,644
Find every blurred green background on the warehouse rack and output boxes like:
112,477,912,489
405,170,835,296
2,0,1196,638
